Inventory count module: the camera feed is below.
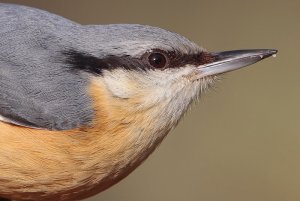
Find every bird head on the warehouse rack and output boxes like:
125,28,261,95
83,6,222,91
64,24,276,132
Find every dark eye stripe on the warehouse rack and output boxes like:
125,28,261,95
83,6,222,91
166,50,215,67
62,49,216,75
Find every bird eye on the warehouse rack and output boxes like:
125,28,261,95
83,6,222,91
148,52,167,68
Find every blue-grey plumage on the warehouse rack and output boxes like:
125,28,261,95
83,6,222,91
0,4,92,130
0,3,202,130
0,3,277,201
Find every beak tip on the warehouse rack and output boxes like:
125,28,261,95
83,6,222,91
263,49,278,58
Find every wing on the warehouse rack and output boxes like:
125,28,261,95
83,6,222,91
0,4,94,130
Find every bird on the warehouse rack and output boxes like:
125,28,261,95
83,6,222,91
0,3,277,201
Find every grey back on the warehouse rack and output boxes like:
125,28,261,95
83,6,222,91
0,4,93,130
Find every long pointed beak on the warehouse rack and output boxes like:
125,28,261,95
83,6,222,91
197,49,277,78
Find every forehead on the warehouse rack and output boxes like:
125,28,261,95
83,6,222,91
82,24,204,57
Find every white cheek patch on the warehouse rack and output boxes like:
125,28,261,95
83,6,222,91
98,66,213,118
100,66,198,100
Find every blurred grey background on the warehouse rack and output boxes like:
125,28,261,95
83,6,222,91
2,0,299,201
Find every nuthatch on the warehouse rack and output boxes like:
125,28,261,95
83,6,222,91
0,3,277,201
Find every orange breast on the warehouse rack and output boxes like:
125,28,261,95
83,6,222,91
0,79,169,201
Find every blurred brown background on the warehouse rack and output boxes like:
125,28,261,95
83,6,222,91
2,0,299,201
